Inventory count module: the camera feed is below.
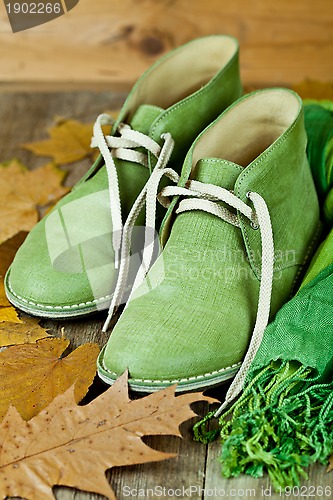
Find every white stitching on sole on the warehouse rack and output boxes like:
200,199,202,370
100,356,241,385
7,277,111,310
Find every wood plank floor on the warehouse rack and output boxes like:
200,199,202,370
0,0,333,89
0,91,332,500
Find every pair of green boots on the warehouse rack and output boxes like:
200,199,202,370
5,35,320,396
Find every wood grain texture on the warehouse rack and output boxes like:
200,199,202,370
0,91,332,499
0,0,332,89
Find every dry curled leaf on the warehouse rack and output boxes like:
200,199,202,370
0,372,214,500
327,454,333,473
23,119,99,165
0,160,68,244
0,317,51,347
0,337,99,421
0,233,27,323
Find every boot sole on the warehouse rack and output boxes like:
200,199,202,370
97,347,241,393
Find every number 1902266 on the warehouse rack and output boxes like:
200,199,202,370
6,2,62,14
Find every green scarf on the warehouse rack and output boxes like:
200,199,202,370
193,101,333,489
304,100,333,225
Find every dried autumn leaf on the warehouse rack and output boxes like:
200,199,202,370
292,80,333,100
23,119,98,164
0,309,21,324
22,115,118,165
0,287,8,308
327,454,333,472
0,308,21,324
0,372,214,500
0,160,68,243
0,337,99,421
0,233,27,323
0,232,27,306
0,317,51,347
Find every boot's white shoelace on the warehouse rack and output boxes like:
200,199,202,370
162,182,274,412
94,112,176,332
103,162,275,408
91,113,168,269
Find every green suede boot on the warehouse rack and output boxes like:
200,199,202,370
5,35,241,318
97,88,320,393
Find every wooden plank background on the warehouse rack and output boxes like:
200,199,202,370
0,0,332,90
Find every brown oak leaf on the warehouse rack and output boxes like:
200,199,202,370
0,317,51,347
0,372,214,500
0,337,99,421
23,118,99,164
0,160,68,244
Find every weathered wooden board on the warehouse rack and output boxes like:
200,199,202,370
0,0,332,90
0,92,332,499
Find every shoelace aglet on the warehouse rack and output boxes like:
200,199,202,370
214,398,232,418
114,248,120,269
102,312,113,333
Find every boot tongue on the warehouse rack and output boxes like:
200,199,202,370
192,158,243,190
128,104,164,135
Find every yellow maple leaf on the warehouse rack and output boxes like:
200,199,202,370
0,372,214,500
0,337,99,421
0,317,51,347
22,114,119,165
23,119,99,164
0,308,21,323
0,160,68,244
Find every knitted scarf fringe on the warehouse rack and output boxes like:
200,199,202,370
193,361,333,490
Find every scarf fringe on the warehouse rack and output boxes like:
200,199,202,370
193,361,333,490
